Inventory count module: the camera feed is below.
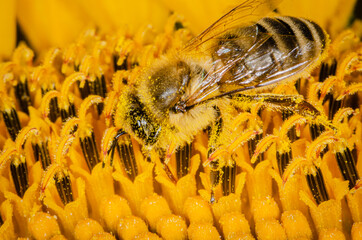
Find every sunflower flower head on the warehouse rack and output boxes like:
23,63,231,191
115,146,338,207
0,0,362,239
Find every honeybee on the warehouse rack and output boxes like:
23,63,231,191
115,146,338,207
114,0,329,182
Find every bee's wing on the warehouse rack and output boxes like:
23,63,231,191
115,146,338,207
184,0,282,52
182,19,325,108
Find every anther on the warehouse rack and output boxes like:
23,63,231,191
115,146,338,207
10,154,29,198
282,110,298,142
277,149,292,176
248,132,264,167
176,143,192,179
15,79,32,114
116,134,138,181
221,160,236,196
305,168,329,205
2,107,22,141
54,170,74,205
309,123,326,140
80,130,100,171
41,88,60,122
319,59,337,82
90,76,107,114
319,59,340,120
32,141,52,169
60,102,77,122
335,146,359,189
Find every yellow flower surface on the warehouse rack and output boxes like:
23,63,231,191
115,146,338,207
0,0,361,239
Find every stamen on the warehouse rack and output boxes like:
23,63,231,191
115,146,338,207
10,155,29,198
80,130,101,171
78,80,91,99
89,76,107,114
41,88,60,122
14,79,32,114
2,107,22,141
282,110,298,142
277,149,292,176
221,160,236,196
176,143,192,179
306,168,329,205
318,59,337,82
32,141,52,170
335,146,359,189
327,94,342,120
116,134,138,181
54,170,74,205
60,102,77,122
248,132,264,167
309,123,326,140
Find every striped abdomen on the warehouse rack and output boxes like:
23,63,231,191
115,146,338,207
213,16,328,90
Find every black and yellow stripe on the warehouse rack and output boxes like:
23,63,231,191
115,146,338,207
214,16,328,90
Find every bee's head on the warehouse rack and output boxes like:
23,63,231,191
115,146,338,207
125,95,162,146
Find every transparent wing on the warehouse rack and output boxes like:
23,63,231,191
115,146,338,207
181,21,322,109
184,0,282,52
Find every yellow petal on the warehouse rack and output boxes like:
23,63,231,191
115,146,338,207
16,0,89,53
0,200,16,240
0,0,15,60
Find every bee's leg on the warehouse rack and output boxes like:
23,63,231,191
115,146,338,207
231,94,321,119
209,160,220,204
176,143,192,179
231,93,337,134
207,107,226,203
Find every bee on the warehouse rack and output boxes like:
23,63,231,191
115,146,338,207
114,0,329,186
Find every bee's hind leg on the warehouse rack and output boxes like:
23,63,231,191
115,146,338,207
231,93,336,133
206,107,238,203
231,93,321,119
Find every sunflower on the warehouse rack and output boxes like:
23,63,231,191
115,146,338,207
0,0,361,239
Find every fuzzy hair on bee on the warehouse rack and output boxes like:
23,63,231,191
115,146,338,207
114,0,330,162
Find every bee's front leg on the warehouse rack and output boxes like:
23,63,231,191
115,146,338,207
231,93,336,134
207,107,237,203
